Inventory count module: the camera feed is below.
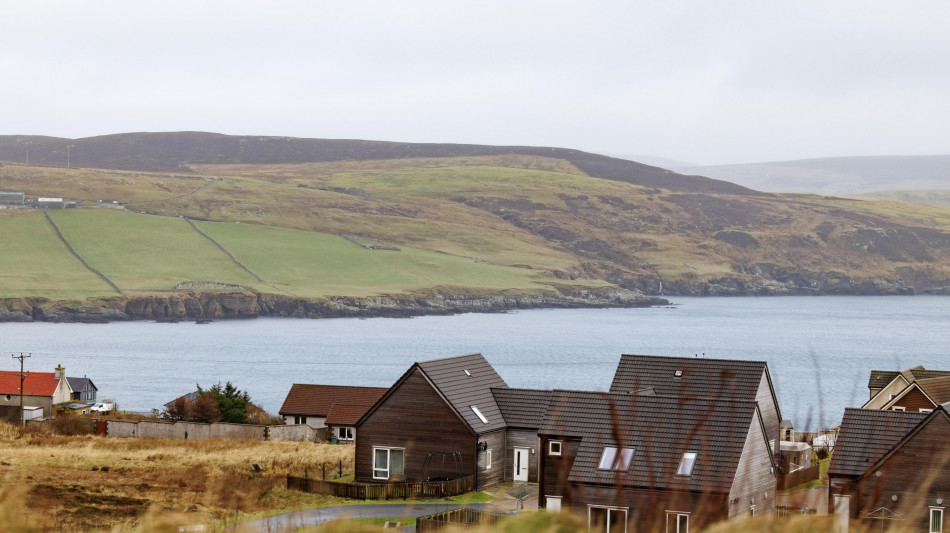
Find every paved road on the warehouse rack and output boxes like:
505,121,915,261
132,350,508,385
233,502,502,532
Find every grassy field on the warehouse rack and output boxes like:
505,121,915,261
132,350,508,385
0,211,117,299
197,221,559,298
47,209,272,292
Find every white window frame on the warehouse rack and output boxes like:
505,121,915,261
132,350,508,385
931,507,944,533
372,447,405,480
920,408,934,413
546,496,562,513
549,440,562,456
294,415,307,425
676,451,698,476
892,406,906,411
338,426,354,440
665,511,690,533
598,446,634,471
470,405,489,424
485,449,492,470
588,505,628,533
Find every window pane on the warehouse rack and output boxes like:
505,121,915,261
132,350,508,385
375,449,388,470
677,452,697,476
607,509,626,533
598,447,618,470
678,514,689,533
933,509,943,533
617,448,634,470
391,449,404,475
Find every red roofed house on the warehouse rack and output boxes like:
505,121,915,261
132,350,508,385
279,384,387,441
0,365,73,418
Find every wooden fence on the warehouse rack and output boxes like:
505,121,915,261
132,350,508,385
416,507,508,532
286,474,476,500
778,464,821,491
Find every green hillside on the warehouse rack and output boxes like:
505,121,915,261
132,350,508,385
0,212,116,299
2,132,950,312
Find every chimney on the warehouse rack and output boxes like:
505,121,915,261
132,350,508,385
54,364,65,380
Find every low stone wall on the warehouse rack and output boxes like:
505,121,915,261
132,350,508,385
105,419,322,442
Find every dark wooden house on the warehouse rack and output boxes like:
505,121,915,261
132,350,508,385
538,389,777,532
609,354,783,459
355,353,508,489
828,406,950,533
492,387,553,484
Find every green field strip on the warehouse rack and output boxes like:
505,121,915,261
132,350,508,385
184,217,293,296
196,221,554,298
43,210,122,294
0,212,119,298
46,210,271,292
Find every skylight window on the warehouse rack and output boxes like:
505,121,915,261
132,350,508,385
676,451,698,476
597,446,634,471
470,405,489,424
674,370,683,377
464,369,472,377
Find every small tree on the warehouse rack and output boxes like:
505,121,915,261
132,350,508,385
198,382,251,424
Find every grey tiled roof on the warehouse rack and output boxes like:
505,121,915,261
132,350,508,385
609,354,768,403
539,389,760,493
492,388,552,429
868,370,901,390
418,353,509,435
828,408,928,478
66,376,97,392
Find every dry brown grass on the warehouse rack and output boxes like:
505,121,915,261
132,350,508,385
0,420,353,531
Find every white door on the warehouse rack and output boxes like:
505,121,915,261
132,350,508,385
514,447,529,482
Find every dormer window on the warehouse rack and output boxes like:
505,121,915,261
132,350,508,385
470,405,488,424
597,446,634,471
676,451,698,476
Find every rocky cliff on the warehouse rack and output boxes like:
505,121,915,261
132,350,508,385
0,287,668,323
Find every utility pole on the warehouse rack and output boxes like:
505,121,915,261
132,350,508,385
23,138,32,165
11,353,31,426
67,145,75,169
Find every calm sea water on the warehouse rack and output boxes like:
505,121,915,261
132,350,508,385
2,296,948,430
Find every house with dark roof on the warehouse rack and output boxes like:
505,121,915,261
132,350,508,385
863,366,950,410
828,406,950,532
0,365,73,418
609,355,783,459
878,376,950,413
355,353,509,489
278,384,387,431
538,389,777,532
66,376,98,403
492,387,552,484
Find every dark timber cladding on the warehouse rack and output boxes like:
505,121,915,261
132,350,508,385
829,407,950,530
354,353,508,489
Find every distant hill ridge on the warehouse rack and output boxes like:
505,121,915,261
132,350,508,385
675,155,950,195
0,131,754,196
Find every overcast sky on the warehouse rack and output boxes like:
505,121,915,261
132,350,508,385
3,1,949,165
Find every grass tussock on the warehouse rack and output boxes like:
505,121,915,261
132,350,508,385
0,419,353,531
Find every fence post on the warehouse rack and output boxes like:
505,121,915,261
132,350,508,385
322,463,326,480
339,460,342,479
